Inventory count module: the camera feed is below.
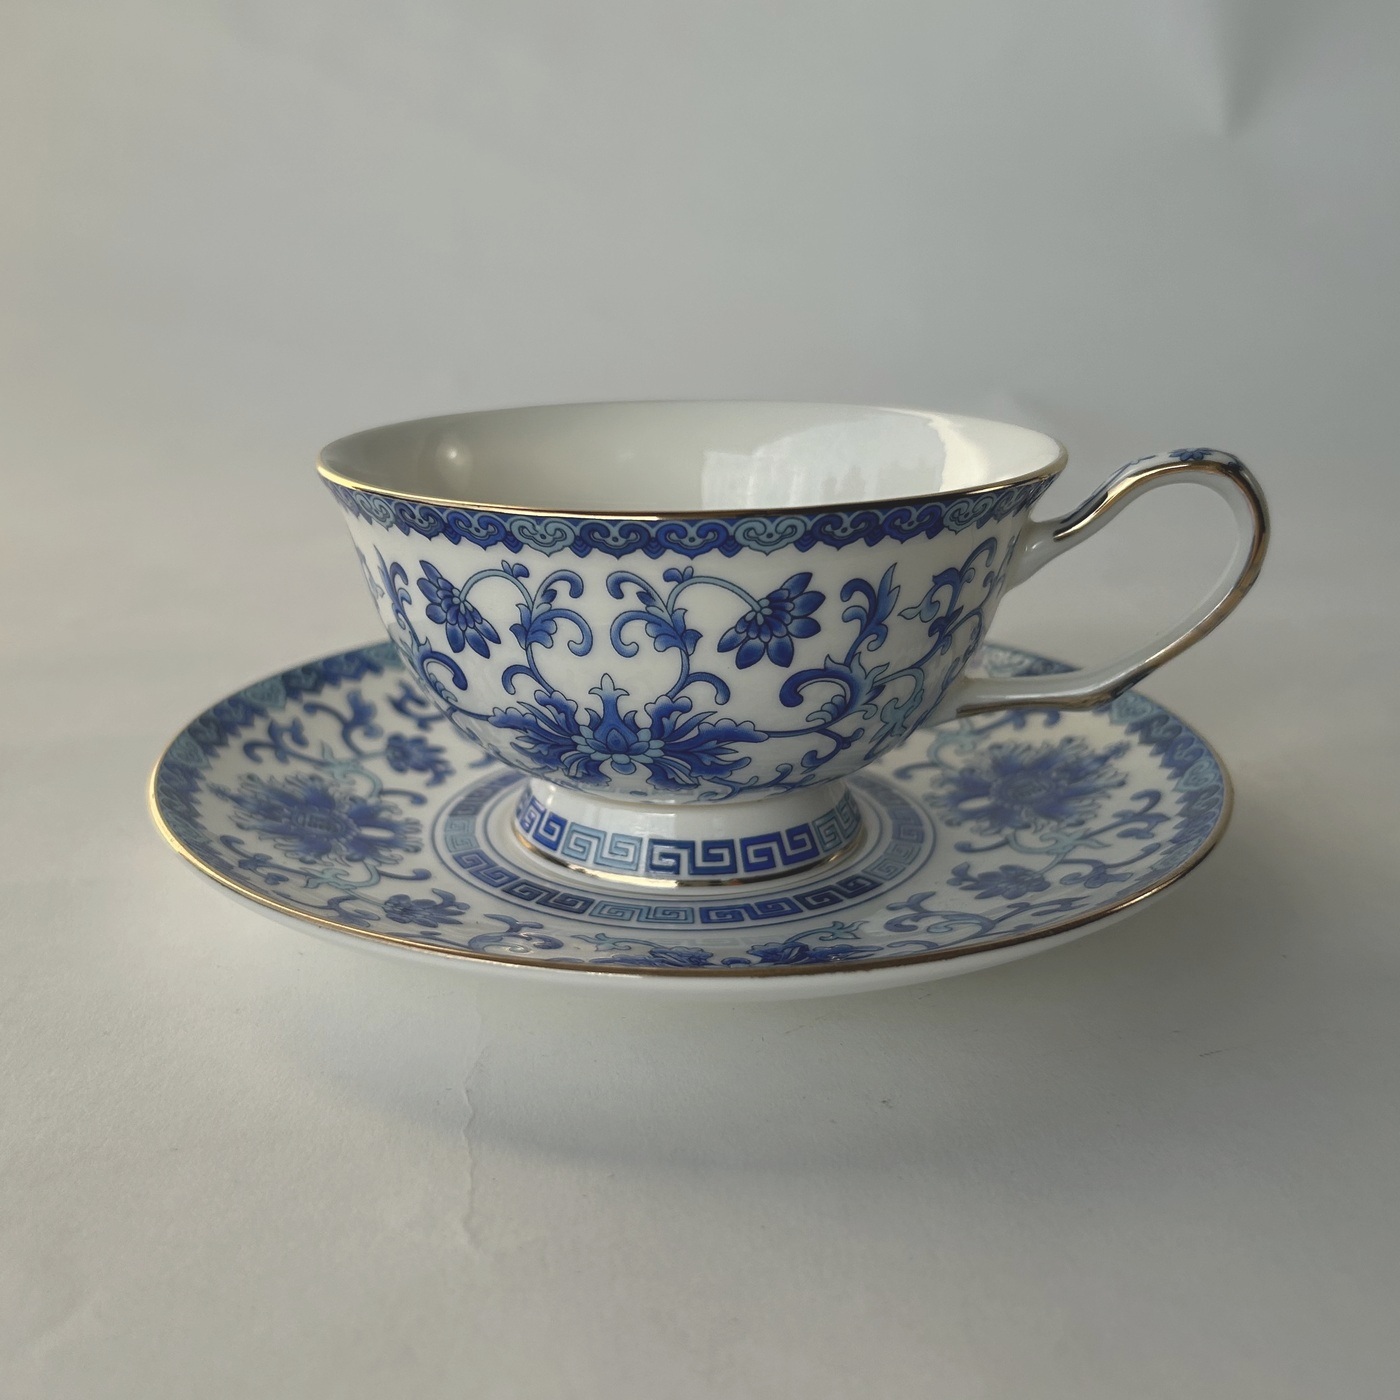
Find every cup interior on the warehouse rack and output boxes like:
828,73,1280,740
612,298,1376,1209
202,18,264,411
319,401,1064,515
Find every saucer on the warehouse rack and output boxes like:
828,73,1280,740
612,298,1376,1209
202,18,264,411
150,642,1232,999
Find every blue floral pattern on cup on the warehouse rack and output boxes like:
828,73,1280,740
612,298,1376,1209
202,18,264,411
417,560,501,658
717,571,825,668
492,676,762,791
351,533,1012,802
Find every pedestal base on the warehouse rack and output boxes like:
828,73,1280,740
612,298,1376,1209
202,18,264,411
512,779,864,886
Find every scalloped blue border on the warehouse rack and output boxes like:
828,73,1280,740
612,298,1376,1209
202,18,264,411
323,475,1057,559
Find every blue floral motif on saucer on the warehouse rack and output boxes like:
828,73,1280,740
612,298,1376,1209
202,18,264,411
151,642,1232,990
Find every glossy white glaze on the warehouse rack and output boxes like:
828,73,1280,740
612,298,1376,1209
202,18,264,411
320,405,1266,883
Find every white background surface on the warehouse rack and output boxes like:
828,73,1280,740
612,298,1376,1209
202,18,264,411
3,3,1399,1396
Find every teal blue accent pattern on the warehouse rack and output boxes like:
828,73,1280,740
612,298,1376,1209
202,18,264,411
325,475,1055,559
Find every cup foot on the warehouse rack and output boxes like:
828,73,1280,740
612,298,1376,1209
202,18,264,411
512,779,864,887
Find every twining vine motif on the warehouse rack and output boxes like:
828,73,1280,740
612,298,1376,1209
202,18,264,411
326,475,1056,559
153,642,1230,969
867,723,1156,949
159,653,486,933
358,534,1008,799
861,675,1227,954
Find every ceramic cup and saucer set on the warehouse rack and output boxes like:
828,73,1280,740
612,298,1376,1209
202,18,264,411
151,402,1268,999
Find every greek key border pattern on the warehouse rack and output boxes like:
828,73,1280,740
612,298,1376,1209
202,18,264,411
435,772,930,927
513,787,861,879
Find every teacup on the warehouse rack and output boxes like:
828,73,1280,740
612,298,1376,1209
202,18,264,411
320,402,1267,886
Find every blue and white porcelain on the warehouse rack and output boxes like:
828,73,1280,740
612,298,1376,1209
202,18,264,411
151,641,1234,999
318,403,1266,885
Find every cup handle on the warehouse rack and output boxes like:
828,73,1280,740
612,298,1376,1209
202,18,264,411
950,449,1270,717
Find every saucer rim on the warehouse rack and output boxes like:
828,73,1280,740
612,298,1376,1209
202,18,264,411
149,643,1233,981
